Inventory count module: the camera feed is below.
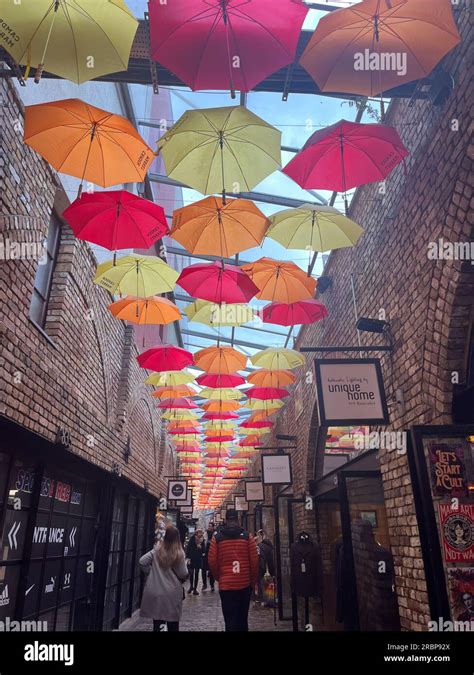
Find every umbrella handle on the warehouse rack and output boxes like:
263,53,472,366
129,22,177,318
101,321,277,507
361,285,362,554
34,64,45,84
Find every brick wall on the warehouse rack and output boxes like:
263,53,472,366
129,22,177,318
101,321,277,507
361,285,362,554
0,76,174,498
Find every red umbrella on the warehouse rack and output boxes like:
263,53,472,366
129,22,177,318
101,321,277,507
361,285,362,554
177,262,259,304
168,427,201,434
137,345,194,372
202,411,239,421
148,0,308,96
63,190,168,252
205,435,235,443
262,299,328,326
283,119,408,196
240,420,273,429
246,387,289,400
196,373,246,388
158,397,199,409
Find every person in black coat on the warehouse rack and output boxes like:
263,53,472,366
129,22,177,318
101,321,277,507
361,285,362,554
185,529,206,595
202,522,216,591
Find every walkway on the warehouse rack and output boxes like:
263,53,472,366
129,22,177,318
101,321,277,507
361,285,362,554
119,584,291,632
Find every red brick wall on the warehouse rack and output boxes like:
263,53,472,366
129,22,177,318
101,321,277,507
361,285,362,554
0,77,174,497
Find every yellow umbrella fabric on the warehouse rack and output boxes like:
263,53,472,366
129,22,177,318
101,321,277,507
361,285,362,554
199,388,243,401
243,399,284,411
94,255,178,297
145,370,195,386
267,204,364,253
0,0,138,84
162,410,199,421
156,106,281,196
251,348,305,370
184,300,255,327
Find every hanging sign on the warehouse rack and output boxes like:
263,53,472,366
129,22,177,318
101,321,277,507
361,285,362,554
261,454,292,485
245,480,264,502
234,495,248,512
314,358,389,425
439,503,474,563
167,479,188,502
428,441,468,497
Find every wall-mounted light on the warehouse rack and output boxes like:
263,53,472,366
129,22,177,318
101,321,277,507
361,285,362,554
355,317,389,334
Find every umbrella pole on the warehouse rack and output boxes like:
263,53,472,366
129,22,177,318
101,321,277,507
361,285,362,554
339,133,349,215
35,0,60,84
222,4,236,99
78,123,97,199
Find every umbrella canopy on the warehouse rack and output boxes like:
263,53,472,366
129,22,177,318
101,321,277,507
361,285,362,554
24,99,153,192
246,410,279,422
148,0,308,94
0,0,138,84
251,348,305,370
152,385,196,399
202,411,239,420
243,399,284,411
145,370,195,386
157,397,199,410
202,400,240,412
240,420,274,429
162,410,199,420
239,436,264,447
282,120,408,192
64,190,168,252
94,255,178,297
178,262,259,304
267,204,363,253
247,369,295,387
184,300,255,327
196,373,246,388
156,106,281,197
194,346,247,374
204,435,235,443
238,427,268,436
262,299,328,326
137,345,194,372
167,419,200,429
168,428,201,435
246,387,289,400
171,197,270,258
241,258,317,303
108,296,181,325
199,388,243,401
300,0,461,97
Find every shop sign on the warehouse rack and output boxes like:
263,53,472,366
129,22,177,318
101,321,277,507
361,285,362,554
439,503,474,563
314,358,389,425
261,454,292,485
167,479,188,502
428,441,468,496
245,480,264,502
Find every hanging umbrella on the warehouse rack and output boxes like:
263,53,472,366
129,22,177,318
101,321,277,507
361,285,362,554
267,204,363,254
162,409,199,420
24,99,153,196
196,373,246,388
194,346,247,374
240,420,274,429
108,296,181,324
300,0,461,97
241,257,317,303
251,348,305,370
137,345,194,372
239,436,264,447
243,399,284,411
167,420,201,430
156,106,281,199
246,387,289,400
177,262,259,304
152,385,196,399
157,397,199,409
0,0,139,84
282,120,408,207
145,370,195,386
238,427,268,436
148,0,308,95
184,300,255,328
262,299,328,326
168,428,201,436
94,255,178,297
247,369,295,387
171,197,270,258
202,400,240,412
199,388,243,401
202,411,239,421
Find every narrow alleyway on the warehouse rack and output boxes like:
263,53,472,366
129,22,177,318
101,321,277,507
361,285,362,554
118,586,290,632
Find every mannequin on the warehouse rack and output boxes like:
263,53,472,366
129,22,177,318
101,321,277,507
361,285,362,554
290,531,323,629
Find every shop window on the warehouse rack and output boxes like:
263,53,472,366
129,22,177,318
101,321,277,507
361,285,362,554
29,214,61,329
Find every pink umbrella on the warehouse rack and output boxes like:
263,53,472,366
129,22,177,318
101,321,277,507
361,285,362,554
262,299,328,326
137,345,194,372
177,261,259,304
246,387,289,400
240,420,274,429
202,411,239,421
157,397,199,409
196,373,246,388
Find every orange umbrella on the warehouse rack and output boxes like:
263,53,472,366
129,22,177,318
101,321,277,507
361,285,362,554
247,369,296,387
170,196,270,257
241,257,316,303
247,409,280,422
152,385,196,399
109,296,181,324
24,98,153,196
202,400,240,412
300,0,461,97
194,346,247,374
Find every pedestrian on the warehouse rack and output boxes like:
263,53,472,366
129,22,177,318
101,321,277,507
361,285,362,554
208,509,259,631
256,530,276,605
139,525,188,632
186,528,206,595
202,521,216,591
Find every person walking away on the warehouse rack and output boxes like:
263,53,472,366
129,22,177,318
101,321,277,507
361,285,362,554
208,509,259,631
186,528,206,595
139,525,188,632
202,521,216,591
256,530,276,606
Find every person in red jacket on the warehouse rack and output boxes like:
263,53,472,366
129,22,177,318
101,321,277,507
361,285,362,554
208,509,259,631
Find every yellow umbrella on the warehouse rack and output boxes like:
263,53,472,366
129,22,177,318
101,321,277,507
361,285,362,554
94,254,178,297
238,427,268,435
145,370,196,386
156,106,281,198
162,410,200,421
243,399,284,411
0,0,138,84
199,388,243,401
184,300,255,327
251,348,305,371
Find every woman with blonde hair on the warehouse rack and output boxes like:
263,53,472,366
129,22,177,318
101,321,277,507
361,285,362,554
139,525,188,632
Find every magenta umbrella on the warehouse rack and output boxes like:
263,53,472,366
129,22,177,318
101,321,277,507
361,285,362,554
177,261,259,304
157,397,199,409
240,420,273,429
148,0,308,97
196,373,246,388
202,411,239,421
262,299,328,326
246,387,289,400
137,345,194,372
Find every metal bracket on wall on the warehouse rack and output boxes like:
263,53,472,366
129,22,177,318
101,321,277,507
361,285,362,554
299,346,393,353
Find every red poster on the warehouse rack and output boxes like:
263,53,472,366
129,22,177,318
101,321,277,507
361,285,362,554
428,442,468,497
439,503,474,563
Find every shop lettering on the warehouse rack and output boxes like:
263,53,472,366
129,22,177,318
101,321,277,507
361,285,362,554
327,383,375,401
41,476,55,498
33,527,64,545
434,451,465,491
55,482,71,502
0,21,20,49
15,469,35,494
